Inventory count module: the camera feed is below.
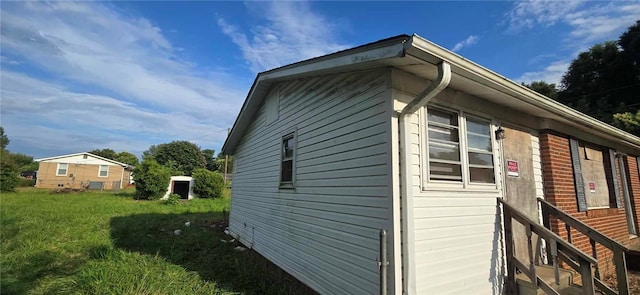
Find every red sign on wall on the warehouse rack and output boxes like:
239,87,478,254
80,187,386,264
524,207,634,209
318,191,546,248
589,182,596,192
507,160,519,177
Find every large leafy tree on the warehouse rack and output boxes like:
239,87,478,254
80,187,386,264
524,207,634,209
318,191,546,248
0,127,9,150
619,20,640,67
144,141,206,176
114,151,139,166
89,148,118,160
555,20,640,137
523,81,558,100
201,149,217,171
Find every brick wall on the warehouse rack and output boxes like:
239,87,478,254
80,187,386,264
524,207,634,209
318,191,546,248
37,161,126,190
539,132,636,277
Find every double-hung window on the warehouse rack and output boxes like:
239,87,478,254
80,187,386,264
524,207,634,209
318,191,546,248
56,163,68,176
99,165,109,177
280,132,296,187
425,106,495,186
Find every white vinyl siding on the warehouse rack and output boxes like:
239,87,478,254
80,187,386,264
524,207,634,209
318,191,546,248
393,82,504,294
229,70,392,295
98,165,109,177
56,163,68,176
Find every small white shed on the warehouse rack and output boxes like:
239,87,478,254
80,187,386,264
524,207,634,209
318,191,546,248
162,176,195,200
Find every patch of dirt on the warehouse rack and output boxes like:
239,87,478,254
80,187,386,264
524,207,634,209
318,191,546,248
603,270,640,294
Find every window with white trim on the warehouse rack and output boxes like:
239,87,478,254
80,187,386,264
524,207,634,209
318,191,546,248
56,163,68,176
425,106,496,185
280,133,295,187
99,165,109,177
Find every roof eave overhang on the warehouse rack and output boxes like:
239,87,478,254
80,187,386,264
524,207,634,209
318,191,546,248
222,34,640,155
408,34,640,152
222,35,411,154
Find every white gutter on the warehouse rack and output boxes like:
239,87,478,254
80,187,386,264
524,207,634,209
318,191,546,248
409,34,640,151
398,61,451,295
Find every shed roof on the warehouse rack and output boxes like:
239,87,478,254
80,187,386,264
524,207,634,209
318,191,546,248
222,34,640,155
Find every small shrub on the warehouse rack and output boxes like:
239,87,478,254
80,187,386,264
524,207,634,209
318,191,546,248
192,168,224,198
0,159,18,192
17,178,36,187
133,159,171,200
163,193,181,205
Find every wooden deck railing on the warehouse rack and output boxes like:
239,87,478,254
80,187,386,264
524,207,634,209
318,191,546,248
538,198,630,295
499,198,597,295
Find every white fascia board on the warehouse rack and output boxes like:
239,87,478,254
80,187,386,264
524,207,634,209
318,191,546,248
408,34,640,151
222,40,407,155
35,152,130,167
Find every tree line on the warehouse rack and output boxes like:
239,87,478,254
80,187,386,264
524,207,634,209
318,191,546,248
523,20,640,136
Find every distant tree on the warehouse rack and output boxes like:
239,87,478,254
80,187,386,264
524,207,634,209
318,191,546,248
1,156,18,192
214,152,233,174
114,151,139,166
149,141,206,176
133,159,171,200
558,40,639,130
0,127,9,150
613,110,640,134
0,129,18,192
522,81,558,100
201,149,217,171
142,144,160,160
89,148,118,160
619,20,640,67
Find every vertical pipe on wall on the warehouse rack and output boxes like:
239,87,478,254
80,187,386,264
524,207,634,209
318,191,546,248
379,229,388,295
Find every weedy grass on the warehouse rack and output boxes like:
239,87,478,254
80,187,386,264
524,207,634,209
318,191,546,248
1,188,314,295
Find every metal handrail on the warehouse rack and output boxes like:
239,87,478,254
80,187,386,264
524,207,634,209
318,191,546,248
537,198,630,295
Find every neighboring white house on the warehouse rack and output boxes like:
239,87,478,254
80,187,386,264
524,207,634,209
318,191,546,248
221,34,640,295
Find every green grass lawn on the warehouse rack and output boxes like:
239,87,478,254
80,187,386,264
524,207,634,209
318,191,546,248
0,188,313,295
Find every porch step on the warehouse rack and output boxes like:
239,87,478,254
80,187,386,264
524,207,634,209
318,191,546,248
516,265,577,295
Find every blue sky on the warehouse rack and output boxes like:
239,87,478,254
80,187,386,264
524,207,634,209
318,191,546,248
1,1,638,159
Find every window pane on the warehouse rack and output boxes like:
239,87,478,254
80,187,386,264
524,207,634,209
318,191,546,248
281,160,293,182
430,162,462,180
429,144,460,162
470,167,494,183
468,152,494,166
58,169,67,175
428,109,458,126
467,134,492,152
428,125,459,142
284,147,294,158
467,117,490,135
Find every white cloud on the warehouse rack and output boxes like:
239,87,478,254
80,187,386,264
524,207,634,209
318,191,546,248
505,1,640,85
217,1,351,72
515,60,570,84
452,35,479,52
1,70,229,157
505,0,584,31
0,2,244,157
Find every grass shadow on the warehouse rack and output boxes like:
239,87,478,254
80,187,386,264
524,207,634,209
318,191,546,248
110,212,316,295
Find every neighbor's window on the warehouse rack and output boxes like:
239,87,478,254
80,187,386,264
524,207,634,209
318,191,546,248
426,106,495,185
280,133,295,186
99,165,109,177
57,163,68,176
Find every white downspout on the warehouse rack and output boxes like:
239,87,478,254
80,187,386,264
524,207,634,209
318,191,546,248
399,61,451,295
